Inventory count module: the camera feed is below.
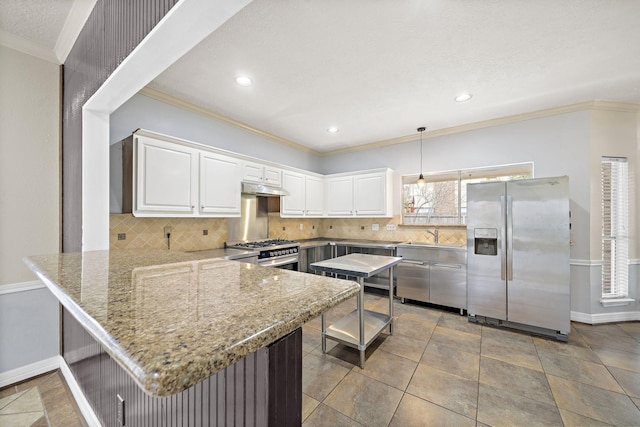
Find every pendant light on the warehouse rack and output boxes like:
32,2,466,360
416,127,426,188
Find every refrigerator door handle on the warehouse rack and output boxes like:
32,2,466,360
500,195,506,280
506,195,513,281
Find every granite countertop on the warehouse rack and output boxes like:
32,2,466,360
24,249,359,397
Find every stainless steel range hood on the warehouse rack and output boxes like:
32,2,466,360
241,181,290,197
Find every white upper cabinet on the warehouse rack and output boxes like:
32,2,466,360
281,171,305,216
354,171,393,216
118,130,394,219
135,135,198,215
133,134,240,217
199,152,242,216
325,169,394,218
242,160,282,187
304,175,324,216
281,171,325,217
325,176,354,216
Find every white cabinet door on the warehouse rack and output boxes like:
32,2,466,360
200,152,241,216
135,136,197,215
242,161,264,183
305,176,324,216
242,161,282,186
354,172,387,216
264,166,282,187
326,176,353,216
281,171,305,216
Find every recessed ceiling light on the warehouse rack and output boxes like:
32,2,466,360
455,93,473,102
235,76,253,86
327,127,339,133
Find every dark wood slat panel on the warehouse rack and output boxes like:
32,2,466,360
62,308,302,426
62,0,179,252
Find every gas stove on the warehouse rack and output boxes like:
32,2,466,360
226,239,300,270
228,239,298,250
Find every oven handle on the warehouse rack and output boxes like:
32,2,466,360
259,256,299,268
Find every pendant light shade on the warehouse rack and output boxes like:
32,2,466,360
417,127,426,188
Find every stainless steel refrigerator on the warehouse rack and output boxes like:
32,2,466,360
466,176,570,340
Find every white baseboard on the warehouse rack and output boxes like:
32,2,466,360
0,356,60,388
59,357,102,427
0,356,100,426
571,310,640,324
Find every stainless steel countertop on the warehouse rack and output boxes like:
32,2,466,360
298,238,401,250
309,253,403,278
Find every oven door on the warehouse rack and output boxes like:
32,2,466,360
258,255,299,271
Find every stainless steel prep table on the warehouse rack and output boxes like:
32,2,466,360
309,253,402,368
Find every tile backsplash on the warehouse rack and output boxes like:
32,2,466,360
110,214,227,251
110,214,466,250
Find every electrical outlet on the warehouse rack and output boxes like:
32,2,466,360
386,224,396,231
299,224,304,230
202,229,208,236
372,224,379,231
164,226,173,238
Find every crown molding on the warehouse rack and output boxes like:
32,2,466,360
323,100,640,156
136,87,640,158
0,30,59,64
54,0,97,63
139,86,321,155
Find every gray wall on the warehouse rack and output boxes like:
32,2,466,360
110,93,323,173
0,287,59,372
109,96,639,320
323,111,593,261
112,97,591,261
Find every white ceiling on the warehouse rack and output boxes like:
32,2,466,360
3,0,640,153
0,0,73,48
0,0,94,63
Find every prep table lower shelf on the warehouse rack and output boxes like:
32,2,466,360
310,253,402,368
324,309,392,349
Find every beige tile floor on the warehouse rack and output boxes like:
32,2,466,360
302,293,640,426
2,293,639,426
0,370,86,427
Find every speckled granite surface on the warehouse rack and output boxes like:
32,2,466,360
24,249,359,397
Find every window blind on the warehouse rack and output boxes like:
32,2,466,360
601,157,629,298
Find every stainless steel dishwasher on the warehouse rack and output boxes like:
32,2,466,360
397,243,467,313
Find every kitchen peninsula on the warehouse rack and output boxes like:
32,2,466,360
24,249,359,426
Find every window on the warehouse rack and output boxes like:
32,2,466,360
601,157,629,298
402,163,533,225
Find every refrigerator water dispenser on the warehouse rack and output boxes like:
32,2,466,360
473,228,498,256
